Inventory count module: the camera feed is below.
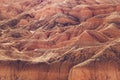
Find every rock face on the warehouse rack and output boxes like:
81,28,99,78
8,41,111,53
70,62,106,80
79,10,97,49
0,0,120,80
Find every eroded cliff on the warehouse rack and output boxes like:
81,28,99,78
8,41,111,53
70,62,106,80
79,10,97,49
0,0,120,80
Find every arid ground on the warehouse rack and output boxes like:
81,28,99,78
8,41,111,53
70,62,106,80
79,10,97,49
0,0,120,80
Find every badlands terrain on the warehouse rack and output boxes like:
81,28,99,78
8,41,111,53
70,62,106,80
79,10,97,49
0,0,120,80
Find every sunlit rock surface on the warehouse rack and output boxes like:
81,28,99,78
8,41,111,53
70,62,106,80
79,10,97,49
0,0,120,80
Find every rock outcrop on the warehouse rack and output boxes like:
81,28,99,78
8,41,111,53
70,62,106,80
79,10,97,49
0,0,120,80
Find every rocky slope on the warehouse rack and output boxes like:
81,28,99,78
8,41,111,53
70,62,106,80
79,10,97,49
0,0,120,80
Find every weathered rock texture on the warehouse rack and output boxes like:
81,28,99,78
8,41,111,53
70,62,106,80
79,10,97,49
0,0,120,80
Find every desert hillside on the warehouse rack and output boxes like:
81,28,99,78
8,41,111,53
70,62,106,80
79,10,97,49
0,0,120,80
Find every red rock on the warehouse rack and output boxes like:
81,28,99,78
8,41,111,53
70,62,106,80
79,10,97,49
116,5,120,11
17,19,29,26
68,41,120,80
69,6,93,21
0,0,120,80
100,23,120,38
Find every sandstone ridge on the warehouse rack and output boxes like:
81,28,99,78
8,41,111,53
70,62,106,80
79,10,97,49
0,0,120,80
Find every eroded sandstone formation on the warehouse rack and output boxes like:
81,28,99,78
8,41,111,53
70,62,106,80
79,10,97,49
0,0,120,80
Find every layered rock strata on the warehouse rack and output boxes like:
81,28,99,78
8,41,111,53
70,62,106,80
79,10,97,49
0,0,120,80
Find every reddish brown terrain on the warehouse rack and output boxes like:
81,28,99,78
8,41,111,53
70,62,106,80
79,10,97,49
0,0,120,80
